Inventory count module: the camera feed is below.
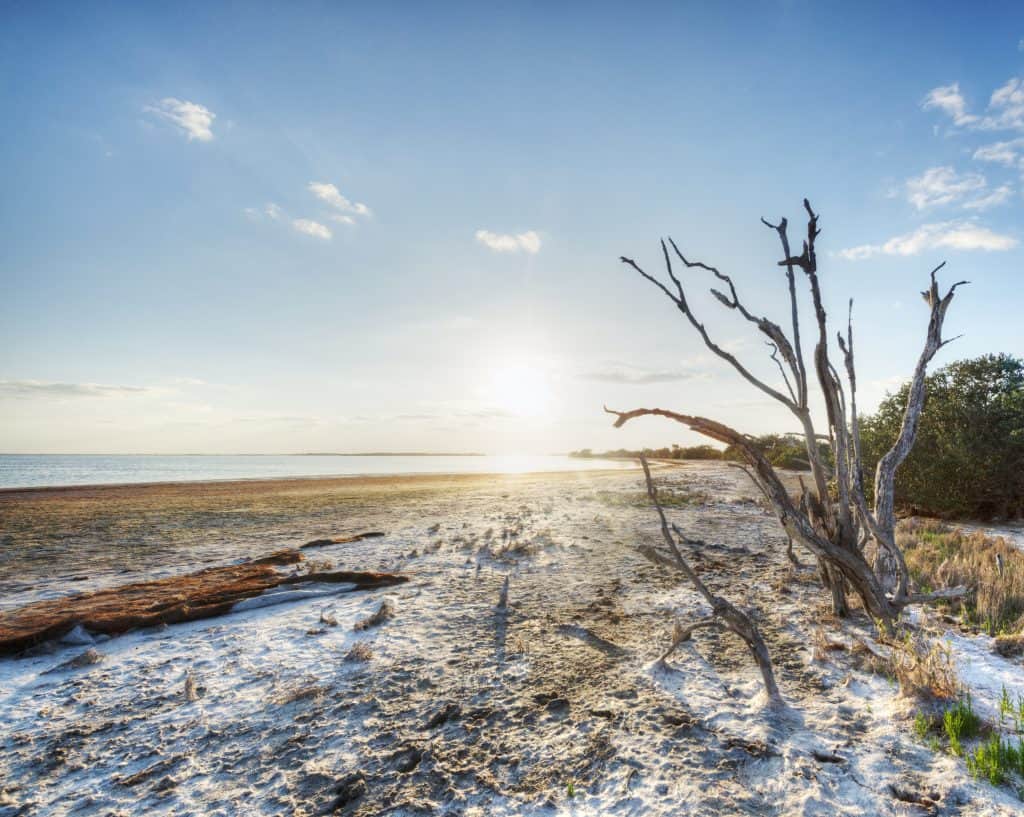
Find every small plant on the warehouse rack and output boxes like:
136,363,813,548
1000,685,1013,726
566,780,576,798
943,694,981,756
887,632,959,699
965,734,1024,786
913,710,932,741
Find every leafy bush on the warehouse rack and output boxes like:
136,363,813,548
860,354,1024,519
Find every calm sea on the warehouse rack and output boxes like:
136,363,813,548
0,454,635,489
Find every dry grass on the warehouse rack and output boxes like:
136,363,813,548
853,631,960,700
888,633,960,700
898,518,1024,636
810,625,848,662
354,599,395,631
344,641,373,662
274,682,329,705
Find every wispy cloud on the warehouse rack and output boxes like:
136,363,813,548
144,98,216,141
0,380,156,399
985,78,1024,131
292,219,332,240
905,166,986,209
308,182,371,217
475,229,542,254
972,138,1024,166
580,364,701,385
922,77,1024,132
921,83,977,127
963,184,1014,211
838,221,1018,260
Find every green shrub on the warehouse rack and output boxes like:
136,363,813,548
860,354,1024,519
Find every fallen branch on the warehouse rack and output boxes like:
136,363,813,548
639,457,781,703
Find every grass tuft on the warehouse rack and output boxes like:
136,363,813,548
943,694,982,756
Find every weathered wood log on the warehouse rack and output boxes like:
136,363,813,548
0,549,407,655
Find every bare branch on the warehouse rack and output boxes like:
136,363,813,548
639,456,781,702
611,407,898,628
767,342,798,404
666,237,802,389
902,586,969,605
620,248,797,411
874,268,967,558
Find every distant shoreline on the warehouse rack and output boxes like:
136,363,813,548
0,451,489,457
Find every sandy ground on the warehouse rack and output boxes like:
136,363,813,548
1,463,1022,816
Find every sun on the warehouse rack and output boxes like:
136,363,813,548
486,362,553,418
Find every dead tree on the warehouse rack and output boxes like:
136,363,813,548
639,457,781,704
608,200,967,635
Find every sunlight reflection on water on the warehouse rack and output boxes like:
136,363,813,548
0,453,637,489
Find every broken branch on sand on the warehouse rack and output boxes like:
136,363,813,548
639,456,782,704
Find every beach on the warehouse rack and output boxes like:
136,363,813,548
1,463,1022,816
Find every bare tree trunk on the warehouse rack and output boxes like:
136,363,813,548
610,200,969,646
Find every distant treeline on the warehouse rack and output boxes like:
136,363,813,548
570,434,826,471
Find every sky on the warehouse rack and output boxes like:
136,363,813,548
1,1,1022,455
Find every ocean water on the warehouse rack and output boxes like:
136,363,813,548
0,453,636,489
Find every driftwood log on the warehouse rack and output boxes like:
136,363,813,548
0,549,407,655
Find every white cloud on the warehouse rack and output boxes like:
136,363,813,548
580,364,701,385
838,221,1017,260
983,77,1024,131
972,138,1024,166
292,219,332,240
329,214,356,225
265,202,283,220
0,380,156,399
921,83,977,126
905,166,986,209
963,184,1014,211
144,98,216,141
308,182,371,216
922,78,1024,133
475,229,542,254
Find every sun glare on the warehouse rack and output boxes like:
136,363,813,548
486,362,553,417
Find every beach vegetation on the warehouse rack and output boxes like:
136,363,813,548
898,519,1024,636
860,354,1024,520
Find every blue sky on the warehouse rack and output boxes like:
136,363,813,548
1,1,1022,454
